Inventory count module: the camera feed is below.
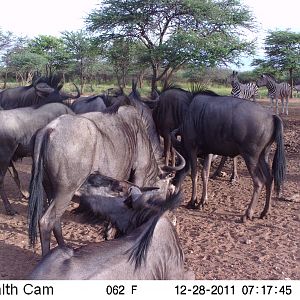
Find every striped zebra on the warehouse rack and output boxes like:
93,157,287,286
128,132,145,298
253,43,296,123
256,74,291,115
229,71,258,101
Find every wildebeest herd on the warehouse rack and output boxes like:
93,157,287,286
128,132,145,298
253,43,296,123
0,72,289,279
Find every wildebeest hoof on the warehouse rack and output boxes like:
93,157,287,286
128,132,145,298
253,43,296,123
230,177,238,183
6,208,18,216
241,214,248,223
71,206,85,215
259,211,268,219
186,201,197,209
196,202,205,209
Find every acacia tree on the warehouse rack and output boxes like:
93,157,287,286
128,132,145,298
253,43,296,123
5,50,47,84
262,30,300,94
28,35,70,76
86,0,256,91
62,30,101,93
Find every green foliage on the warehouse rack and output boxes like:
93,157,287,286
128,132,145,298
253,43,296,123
28,35,70,74
252,30,300,86
264,30,300,71
86,0,256,90
61,30,103,93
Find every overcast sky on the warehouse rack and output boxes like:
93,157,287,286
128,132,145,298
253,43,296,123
1,0,299,70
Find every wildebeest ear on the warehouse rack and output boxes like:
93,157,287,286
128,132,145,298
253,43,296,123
123,195,133,208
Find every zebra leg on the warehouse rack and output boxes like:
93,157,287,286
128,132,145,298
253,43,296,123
281,98,285,114
286,97,289,115
270,97,274,110
275,98,279,115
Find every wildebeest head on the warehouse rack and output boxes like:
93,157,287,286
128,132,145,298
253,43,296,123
33,75,80,103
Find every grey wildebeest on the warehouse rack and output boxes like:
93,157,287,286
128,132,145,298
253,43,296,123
172,93,286,222
70,94,107,113
28,105,185,256
0,75,80,110
74,172,174,239
0,103,74,215
28,189,194,280
256,74,291,115
152,87,238,180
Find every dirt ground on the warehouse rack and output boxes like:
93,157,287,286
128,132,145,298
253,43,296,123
0,98,299,280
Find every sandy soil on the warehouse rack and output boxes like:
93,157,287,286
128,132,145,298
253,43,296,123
0,99,299,280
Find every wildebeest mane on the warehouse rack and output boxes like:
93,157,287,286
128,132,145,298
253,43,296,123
126,190,183,270
84,95,101,103
160,81,182,93
192,89,220,96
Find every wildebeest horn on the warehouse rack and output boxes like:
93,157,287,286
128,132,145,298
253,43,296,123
162,149,185,172
60,83,80,99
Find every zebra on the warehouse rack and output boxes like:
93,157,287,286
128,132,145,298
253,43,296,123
229,71,258,101
256,74,291,115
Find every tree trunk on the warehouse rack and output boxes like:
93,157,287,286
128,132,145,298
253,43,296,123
151,64,158,93
289,68,293,98
80,59,84,94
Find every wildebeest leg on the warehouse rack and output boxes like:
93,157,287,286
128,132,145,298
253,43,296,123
39,192,72,256
198,154,213,208
211,156,227,179
242,156,264,222
7,162,29,199
53,220,65,247
187,149,198,209
0,163,17,215
259,149,273,219
230,157,239,182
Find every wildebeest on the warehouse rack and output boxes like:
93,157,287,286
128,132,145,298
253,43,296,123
256,74,291,115
0,103,74,215
172,93,286,222
28,105,185,256
28,189,194,280
70,88,129,114
152,87,192,166
0,75,80,110
152,87,238,180
74,172,174,239
70,95,107,113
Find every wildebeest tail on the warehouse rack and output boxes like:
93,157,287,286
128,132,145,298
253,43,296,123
272,115,286,196
126,190,183,270
28,128,51,246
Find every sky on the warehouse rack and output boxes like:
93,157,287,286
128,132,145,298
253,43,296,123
0,0,299,70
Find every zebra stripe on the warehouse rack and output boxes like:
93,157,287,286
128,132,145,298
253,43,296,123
256,74,291,115
230,71,258,101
